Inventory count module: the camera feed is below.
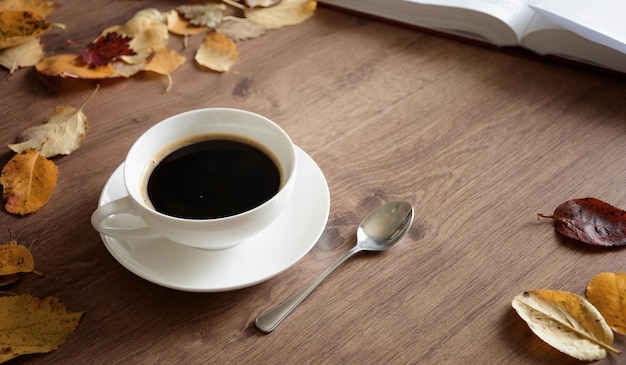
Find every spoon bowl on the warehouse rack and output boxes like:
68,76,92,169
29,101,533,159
255,200,414,333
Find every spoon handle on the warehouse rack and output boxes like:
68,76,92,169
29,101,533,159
255,246,362,333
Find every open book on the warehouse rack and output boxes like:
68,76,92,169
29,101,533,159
319,0,626,75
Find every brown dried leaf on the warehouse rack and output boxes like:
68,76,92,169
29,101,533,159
195,31,238,72
0,149,58,215
244,0,316,29
0,273,20,286
0,10,51,49
0,37,43,73
0,294,83,363
217,18,266,41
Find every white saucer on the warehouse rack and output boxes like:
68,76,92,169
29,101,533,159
97,146,330,292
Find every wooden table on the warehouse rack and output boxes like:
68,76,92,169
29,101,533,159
3,1,626,364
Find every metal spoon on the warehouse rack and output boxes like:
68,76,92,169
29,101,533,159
255,200,414,333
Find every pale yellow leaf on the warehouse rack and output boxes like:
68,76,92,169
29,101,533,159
166,9,207,36
110,11,169,64
244,0,316,29
245,0,282,7
0,37,43,72
0,294,83,363
175,3,226,27
195,31,238,72
512,290,621,361
8,86,97,157
587,272,626,335
217,18,266,41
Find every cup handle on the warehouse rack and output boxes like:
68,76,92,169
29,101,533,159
91,197,161,239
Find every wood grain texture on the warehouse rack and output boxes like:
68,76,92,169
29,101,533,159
2,2,626,364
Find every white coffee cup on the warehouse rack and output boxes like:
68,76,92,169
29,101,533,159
91,108,297,250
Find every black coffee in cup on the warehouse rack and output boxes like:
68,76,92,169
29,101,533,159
146,135,281,219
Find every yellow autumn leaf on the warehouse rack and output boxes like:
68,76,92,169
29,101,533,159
142,47,186,92
0,243,35,275
0,0,58,17
116,11,169,64
0,149,58,215
512,290,621,361
0,294,83,363
0,37,44,73
143,47,185,75
217,18,267,42
35,54,117,78
166,9,207,36
244,0,316,29
8,86,97,157
0,10,51,49
195,31,238,72
587,272,626,335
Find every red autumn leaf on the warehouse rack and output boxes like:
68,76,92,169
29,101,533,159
81,32,135,66
538,197,626,246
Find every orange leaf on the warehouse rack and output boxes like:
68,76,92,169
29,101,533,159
35,54,118,78
0,0,58,17
0,149,58,215
0,11,51,49
195,31,238,72
0,242,36,275
0,294,83,362
587,272,626,335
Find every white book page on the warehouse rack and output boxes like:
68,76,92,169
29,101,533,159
404,0,535,37
528,0,626,53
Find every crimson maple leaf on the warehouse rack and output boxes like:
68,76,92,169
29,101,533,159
81,32,136,67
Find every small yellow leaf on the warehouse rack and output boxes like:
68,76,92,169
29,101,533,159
166,9,207,36
195,31,238,72
217,18,266,42
0,243,35,275
0,294,83,363
143,47,185,75
512,290,621,361
0,37,43,72
0,0,58,17
244,0,316,30
35,54,117,78
587,272,626,335
9,106,88,157
0,149,58,215
0,10,51,49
